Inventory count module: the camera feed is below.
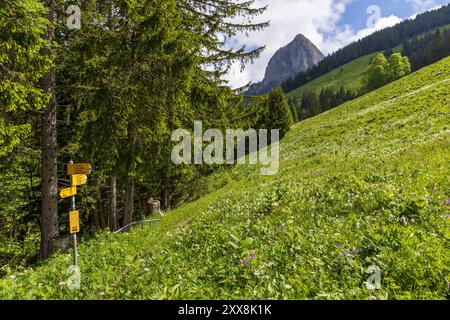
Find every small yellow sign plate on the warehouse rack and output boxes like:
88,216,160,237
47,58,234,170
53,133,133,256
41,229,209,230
68,163,92,175
69,210,80,234
60,186,77,199
71,174,87,186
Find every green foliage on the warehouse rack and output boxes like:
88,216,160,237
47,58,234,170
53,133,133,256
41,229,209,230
0,0,52,270
362,54,388,91
265,87,293,138
289,103,298,123
2,55,449,300
296,86,356,121
0,0,52,156
386,53,411,82
403,27,450,71
362,53,412,92
0,146,41,276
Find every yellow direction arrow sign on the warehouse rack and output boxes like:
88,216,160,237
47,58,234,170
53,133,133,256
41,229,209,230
69,210,80,234
71,174,87,186
67,163,92,175
60,186,77,199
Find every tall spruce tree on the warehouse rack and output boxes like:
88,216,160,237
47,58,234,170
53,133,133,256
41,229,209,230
0,0,54,263
289,103,299,123
39,0,59,259
266,87,293,139
0,0,51,156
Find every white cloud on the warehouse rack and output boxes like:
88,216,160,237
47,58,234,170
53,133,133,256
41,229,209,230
406,0,437,11
328,15,403,50
224,0,443,88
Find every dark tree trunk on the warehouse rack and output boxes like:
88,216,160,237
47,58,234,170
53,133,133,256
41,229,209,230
139,186,148,219
94,187,103,229
123,126,136,226
39,0,58,260
109,176,118,231
161,173,171,211
123,178,134,227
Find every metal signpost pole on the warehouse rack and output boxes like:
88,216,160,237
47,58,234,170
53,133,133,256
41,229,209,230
69,160,78,266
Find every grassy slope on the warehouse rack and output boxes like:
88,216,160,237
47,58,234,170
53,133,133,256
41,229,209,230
1,57,450,300
285,51,380,102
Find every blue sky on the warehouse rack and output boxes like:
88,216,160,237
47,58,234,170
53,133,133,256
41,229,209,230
340,0,447,29
225,0,450,88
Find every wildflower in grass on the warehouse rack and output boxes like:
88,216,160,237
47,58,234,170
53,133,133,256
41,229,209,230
238,258,249,267
340,245,362,256
238,253,256,267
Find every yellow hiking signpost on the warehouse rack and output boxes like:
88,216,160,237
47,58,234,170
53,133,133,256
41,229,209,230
67,163,92,175
61,161,92,266
69,211,80,234
71,174,87,186
60,186,77,199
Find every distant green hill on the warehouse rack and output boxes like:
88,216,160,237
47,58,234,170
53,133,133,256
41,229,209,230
285,51,379,102
1,57,450,299
285,45,402,103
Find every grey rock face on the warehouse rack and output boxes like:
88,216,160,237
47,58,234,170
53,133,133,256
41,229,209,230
247,34,324,95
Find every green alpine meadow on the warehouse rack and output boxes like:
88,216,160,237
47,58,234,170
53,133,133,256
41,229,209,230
1,0,450,302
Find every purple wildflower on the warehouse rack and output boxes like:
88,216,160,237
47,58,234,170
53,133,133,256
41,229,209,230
238,253,256,267
238,258,250,267
336,243,341,248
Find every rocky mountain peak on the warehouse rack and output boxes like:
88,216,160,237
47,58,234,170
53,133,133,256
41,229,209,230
247,34,324,96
